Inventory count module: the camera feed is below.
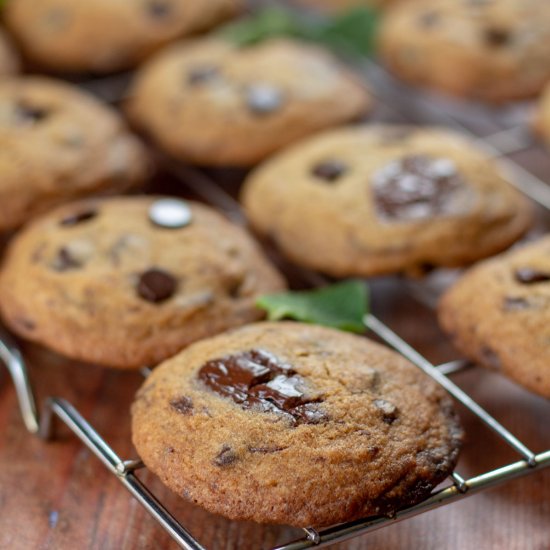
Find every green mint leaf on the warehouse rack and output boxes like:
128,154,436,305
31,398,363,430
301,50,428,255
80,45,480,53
305,7,381,57
221,6,380,58
221,6,301,47
256,280,368,334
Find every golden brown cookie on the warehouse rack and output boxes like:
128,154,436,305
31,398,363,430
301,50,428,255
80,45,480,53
4,0,242,73
0,28,19,76
439,236,550,399
379,0,550,102
0,196,286,369
127,38,371,167
132,322,463,527
0,77,149,233
241,125,532,277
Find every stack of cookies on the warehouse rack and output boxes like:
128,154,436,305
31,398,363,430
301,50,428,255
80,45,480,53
0,0,548,535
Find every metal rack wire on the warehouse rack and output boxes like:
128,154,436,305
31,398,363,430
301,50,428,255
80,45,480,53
1,56,550,549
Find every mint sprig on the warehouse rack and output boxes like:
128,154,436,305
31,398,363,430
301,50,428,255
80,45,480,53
222,6,380,58
256,280,368,334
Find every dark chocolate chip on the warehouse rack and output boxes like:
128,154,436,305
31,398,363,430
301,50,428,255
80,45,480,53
484,28,511,47
503,296,531,311
15,103,49,125
60,209,97,227
311,160,348,182
15,318,36,332
291,402,329,425
187,66,220,85
213,445,237,467
137,268,177,303
514,267,550,285
372,154,467,222
198,349,326,424
52,247,82,272
373,399,399,424
147,0,171,18
245,84,284,115
170,396,194,415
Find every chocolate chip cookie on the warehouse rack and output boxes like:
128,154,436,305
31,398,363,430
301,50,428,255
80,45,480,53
379,0,550,102
132,321,463,527
241,125,532,277
0,196,286,369
4,0,242,73
127,38,371,166
0,29,19,76
0,77,150,233
439,236,550,398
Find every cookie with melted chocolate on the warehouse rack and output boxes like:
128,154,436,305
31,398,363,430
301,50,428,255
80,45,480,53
242,125,532,277
0,196,285,368
439,236,550,398
131,322,463,527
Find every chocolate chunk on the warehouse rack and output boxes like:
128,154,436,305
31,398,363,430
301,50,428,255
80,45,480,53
373,399,399,424
60,209,97,227
245,84,284,115
514,268,550,285
485,28,511,47
15,103,49,125
291,402,328,425
503,296,531,311
248,375,306,411
213,445,237,467
170,396,194,415
52,247,82,271
147,0,171,18
312,160,348,182
137,268,177,303
372,155,467,222
198,349,327,425
418,11,440,27
187,66,220,85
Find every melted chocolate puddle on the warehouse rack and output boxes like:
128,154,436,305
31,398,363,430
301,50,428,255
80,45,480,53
198,349,327,425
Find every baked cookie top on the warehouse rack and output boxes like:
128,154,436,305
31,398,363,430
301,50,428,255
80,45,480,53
132,321,463,527
241,125,532,277
127,38,371,166
439,236,550,398
379,0,550,102
0,196,286,369
4,0,242,73
0,29,19,76
0,77,149,233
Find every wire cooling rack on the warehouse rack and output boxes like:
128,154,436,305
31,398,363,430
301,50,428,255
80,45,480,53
2,48,550,549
